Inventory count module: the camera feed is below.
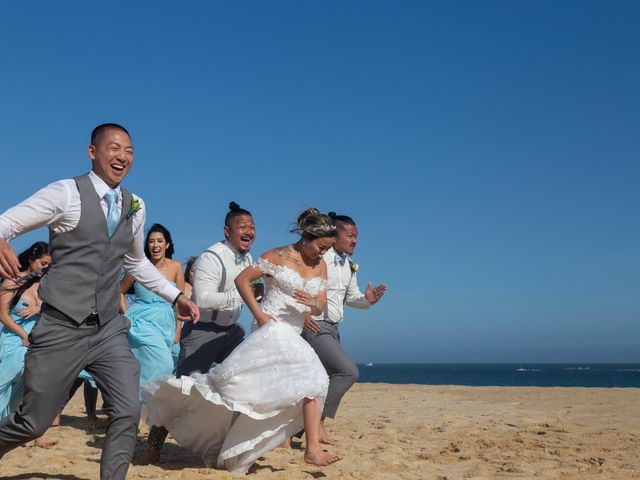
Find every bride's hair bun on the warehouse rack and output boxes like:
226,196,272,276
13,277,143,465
296,207,320,226
291,207,337,238
225,201,252,226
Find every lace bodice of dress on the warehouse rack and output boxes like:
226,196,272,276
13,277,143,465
256,257,326,334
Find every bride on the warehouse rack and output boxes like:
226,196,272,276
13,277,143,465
143,208,342,473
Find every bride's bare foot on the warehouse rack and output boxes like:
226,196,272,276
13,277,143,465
318,422,336,445
32,436,58,448
304,449,343,466
278,437,292,448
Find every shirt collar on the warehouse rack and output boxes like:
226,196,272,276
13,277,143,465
223,240,250,263
89,170,121,201
326,247,348,266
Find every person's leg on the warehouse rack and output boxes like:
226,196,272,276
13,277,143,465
176,323,229,376
145,323,229,463
86,315,140,480
83,381,105,430
303,323,359,420
66,377,85,404
217,324,245,363
54,376,84,427
302,397,342,466
84,380,98,413
0,315,88,457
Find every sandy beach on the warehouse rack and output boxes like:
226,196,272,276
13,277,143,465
1,383,638,479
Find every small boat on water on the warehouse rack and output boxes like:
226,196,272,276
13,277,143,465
365,362,374,367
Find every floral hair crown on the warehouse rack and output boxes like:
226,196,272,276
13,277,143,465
304,223,337,235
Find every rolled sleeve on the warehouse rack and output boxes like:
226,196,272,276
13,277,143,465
345,272,372,310
192,252,243,310
0,181,72,240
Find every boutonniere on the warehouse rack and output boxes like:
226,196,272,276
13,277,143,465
126,199,141,219
348,258,359,273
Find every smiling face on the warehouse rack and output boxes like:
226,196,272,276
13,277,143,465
147,231,169,262
224,214,256,253
29,255,51,273
188,261,196,284
334,223,358,256
88,128,133,188
302,235,336,261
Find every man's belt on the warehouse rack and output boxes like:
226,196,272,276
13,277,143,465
41,303,99,326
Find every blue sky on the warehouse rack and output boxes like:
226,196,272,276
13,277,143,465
1,1,638,362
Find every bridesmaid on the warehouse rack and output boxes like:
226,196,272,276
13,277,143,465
0,241,57,448
120,224,185,394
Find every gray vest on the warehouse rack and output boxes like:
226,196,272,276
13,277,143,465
39,174,134,324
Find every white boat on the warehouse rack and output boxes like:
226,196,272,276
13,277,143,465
365,362,374,367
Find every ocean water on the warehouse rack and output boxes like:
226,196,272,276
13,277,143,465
356,363,640,387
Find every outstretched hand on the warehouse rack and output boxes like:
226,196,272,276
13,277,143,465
364,282,387,305
176,295,200,323
0,239,21,281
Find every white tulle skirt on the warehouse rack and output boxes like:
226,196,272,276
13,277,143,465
143,320,329,474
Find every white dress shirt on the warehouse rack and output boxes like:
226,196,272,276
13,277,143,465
312,247,371,324
0,170,181,303
192,240,253,326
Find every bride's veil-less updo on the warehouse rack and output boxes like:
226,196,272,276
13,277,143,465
290,208,338,239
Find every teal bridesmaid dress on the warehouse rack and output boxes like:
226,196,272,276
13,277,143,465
126,283,179,396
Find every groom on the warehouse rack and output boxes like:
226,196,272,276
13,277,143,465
302,213,386,440
0,123,199,479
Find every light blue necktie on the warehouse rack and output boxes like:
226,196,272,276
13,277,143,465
334,254,346,266
104,189,120,236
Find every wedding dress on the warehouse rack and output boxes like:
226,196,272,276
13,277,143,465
143,257,329,474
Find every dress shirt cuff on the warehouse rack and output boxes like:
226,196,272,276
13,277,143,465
159,283,182,304
0,217,13,241
227,288,243,304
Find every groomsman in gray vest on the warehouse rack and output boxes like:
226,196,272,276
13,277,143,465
145,201,258,463
0,124,199,479
302,213,386,442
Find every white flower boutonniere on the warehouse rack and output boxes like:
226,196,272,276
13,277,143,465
126,199,141,219
348,259,359,273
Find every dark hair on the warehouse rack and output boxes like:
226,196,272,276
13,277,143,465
7,242,50,310
184,256,197,284
91,123,131,145
291,208,337,239
144,224,175,259
225,201,252,227
327,212,356,229
17,241,50,271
